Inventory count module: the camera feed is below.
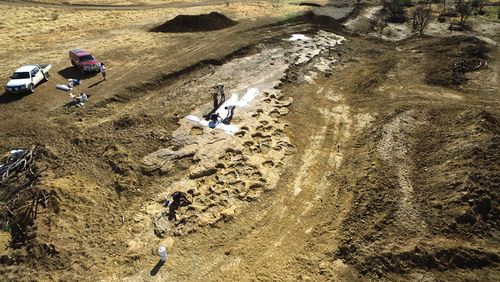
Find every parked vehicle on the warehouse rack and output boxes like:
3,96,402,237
4,64,52,94
69,49,102,73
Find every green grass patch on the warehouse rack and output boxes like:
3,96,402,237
480,6,500,22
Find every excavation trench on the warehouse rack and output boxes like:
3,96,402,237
121,29,353,280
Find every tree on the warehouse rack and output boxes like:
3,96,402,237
412,4,434,35
386,0,407,23
471,0,485,14
456,0,472,24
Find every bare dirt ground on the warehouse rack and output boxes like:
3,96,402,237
0,0,498,281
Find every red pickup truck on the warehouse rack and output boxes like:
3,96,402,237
69,49,102,73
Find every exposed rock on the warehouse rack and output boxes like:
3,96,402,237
189,167,217,179
153,214,171,238
144,31,347,236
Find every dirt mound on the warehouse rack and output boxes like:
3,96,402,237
263,11,345,32
150,12,237,33
424,36,491,88
352,57,397,94
335,107,500,278
299,2,322,7
414,109,499,236
339,245,500,276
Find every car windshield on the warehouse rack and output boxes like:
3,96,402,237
79,55,95,62
12,72,30,79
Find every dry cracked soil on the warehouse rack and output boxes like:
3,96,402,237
0,0,499,281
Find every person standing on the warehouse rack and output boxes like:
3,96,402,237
99,63,107,80
219,84,225,102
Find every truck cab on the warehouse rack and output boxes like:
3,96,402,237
4,64,51,94
69,49,102,73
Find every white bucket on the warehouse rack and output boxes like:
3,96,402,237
158,246,168,262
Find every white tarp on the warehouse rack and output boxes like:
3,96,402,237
236,88,259,107
185,87,260,135
288,34,311,41
56,84,71,91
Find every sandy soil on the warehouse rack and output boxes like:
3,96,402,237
0,1,498,281
41,0,197,3
2,0,208,6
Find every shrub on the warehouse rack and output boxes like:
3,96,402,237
399,0,413,7
456,0,472,24
386,0,407,23
412,4,434,35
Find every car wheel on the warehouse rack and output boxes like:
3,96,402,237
44,73,49,81
28,84,35,93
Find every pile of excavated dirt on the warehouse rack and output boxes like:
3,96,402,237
424,36,491,88
150,12,237,33
415,110,499,236
299,2,323,7
335,107,500,279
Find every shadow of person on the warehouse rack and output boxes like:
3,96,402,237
150,260,165,276
204,90,226,120
88,79,104,88
204,99,220,120
63,100,78,108
222,105,236,125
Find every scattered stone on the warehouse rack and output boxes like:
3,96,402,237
154,214,171,238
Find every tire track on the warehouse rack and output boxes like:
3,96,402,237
377,110,428,233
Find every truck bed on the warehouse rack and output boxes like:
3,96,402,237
37,64,52,73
